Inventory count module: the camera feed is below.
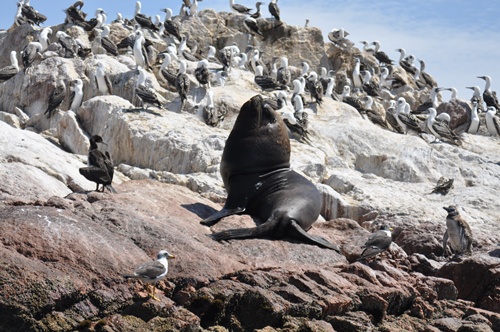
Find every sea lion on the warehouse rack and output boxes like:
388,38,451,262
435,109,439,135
201,95,340,252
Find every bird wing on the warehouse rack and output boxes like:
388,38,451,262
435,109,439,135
69,89,75,107
136,85,161,106
363,230,391,248
134,260,167,280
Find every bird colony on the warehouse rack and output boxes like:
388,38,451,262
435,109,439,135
1,0,499,302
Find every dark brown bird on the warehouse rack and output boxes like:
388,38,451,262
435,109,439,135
44,79,66,119
79,135,116,193
431,177,454,195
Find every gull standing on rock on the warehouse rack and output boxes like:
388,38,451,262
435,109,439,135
95,61,113,95
123,250,175,301
0,51,20,82
44,79,66,119
69,79,84,112
358,225,393,261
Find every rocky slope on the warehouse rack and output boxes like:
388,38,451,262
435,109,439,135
0,7,499,332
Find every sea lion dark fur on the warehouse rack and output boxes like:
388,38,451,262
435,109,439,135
201,95,340,251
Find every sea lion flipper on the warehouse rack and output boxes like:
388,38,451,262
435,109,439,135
211,214,281,241
289,220,341,252
200,207,245,226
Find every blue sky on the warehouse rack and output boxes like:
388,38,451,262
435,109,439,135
2,0,499,100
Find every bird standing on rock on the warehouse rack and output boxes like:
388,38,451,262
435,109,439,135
442,205,473,258
44,79,66,119
79,135,116,193
358,225,393,261
123,250,175,301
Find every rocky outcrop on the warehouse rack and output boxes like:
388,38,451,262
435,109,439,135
0,7,499,332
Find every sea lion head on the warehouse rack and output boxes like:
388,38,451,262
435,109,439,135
220,95,291,184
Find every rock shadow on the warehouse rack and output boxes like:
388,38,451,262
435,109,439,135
182,203,218,219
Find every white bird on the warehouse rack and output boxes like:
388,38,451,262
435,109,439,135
485,106,500,136
69,79,84,112
94,8,107,29
95,61,113,95
466,101,480,134
123,250,175,301
38,27,52,52
0,50,20,82
352,58,363,90
133,30,150,69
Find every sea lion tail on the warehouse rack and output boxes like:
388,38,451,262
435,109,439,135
289,220,341,252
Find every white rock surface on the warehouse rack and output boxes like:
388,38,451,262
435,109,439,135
0,121,94,200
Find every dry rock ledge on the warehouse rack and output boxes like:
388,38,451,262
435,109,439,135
0,9,499,332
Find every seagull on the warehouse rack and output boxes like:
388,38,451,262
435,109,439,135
79,135,116,193
69,79,84,112
0,51,20,82
123,250,175,301
358,225,393,261
44,79,66,119
95,61,113,95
